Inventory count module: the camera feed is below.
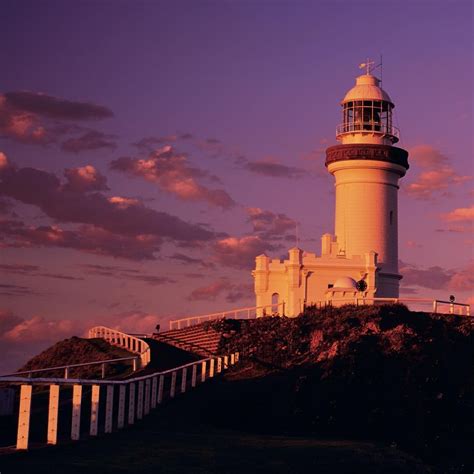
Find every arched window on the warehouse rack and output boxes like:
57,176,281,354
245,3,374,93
271,293,279,314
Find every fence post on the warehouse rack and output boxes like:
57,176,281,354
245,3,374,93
137,381,144,419
71,385,82,441
90,385,100,436
117,385,126,429
449,303,454,314
209,359,215,378
217,357,222,373
104,385,114,433
144,379,151,415
47,384,60,445
201,361,207,383
157,375,164,404
170,371,177,398
433,300,437,313
101,363,106,379
224,356,229,369
16,385,32,450
235,352,240,363
181,368,187,393
191,364,197,388
128,383,135,425
64,367,69,379
151,377,158,409
230,353,235,365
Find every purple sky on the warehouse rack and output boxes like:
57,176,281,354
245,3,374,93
0,0,472,372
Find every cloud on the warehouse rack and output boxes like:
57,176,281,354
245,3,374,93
0,309,167,373
405,145,471,199
0,156,215,258
440,206,474,222
0,220,164,261
64,165,109,192
0,283,38,297
3,91,113,121
132,133,194,153
169,253,215,269
79,264,176,285
111,145,235,208
0,91,113,146
188,278,253,303
0,263,83,281
239,157,306,179
400,260,474,293
247,207,296,240
213,235,277,269
61,130,116,153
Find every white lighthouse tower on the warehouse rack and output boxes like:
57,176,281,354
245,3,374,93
253,63,409,316
326,62,409,297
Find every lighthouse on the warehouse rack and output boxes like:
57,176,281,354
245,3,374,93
325,62,409,297
253,62,409,316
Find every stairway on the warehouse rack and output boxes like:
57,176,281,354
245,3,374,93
151,324,222,357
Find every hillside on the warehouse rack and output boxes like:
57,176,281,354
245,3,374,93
18,336,136,379
205,304,474,472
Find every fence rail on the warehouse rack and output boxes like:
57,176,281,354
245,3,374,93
0,356,139,380
169,302,285,330
310,298,471,316
88,326,151,367
0,352,239,450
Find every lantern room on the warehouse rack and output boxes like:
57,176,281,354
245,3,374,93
336,73,399,145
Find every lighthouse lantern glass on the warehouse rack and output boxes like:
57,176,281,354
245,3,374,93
342,100,392,134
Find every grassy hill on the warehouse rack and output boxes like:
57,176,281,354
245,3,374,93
18,336,136,379
207,304,474,472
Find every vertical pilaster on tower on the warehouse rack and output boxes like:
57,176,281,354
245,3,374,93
286,248,303,316
253,254,270,316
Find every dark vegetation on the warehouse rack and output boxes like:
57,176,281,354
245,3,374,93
18,336,135,379
205,304,474,473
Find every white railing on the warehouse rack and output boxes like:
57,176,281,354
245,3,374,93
0,351,239,450
336,122,400,139
0,356,140,380
88,326,151,368
310,297,471,316
169,302,285,330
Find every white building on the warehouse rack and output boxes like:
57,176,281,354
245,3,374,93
252,65,409,317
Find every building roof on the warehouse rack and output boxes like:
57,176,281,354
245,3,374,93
342,74,393,105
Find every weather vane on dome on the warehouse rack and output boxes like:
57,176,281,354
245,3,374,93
358,58,376,75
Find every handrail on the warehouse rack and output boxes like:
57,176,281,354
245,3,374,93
88,326,151,368
0,351,240,450
169,302,285,330
0,356,139,379
154,332,216,356
336,122,400,138
311,297,470,316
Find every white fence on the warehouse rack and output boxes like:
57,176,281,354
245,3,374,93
312,297,471,316
0,352,239,450
88,326,151,368
169,302,285,330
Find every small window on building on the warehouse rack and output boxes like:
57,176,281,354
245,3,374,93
328,283,334,289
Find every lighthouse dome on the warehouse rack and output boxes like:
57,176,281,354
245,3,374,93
342,74,393,105
333,276,358,289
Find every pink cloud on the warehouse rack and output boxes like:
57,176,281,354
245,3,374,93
110,145,235,209
64,165,109,192
0,158,215,258
400,260,474,293
240,156,306,179
441,206,474,222
247,207,296,240
0,91,113,146
405,145,471,199
188,278,253,303
61,130,116,153
213,235,277,269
